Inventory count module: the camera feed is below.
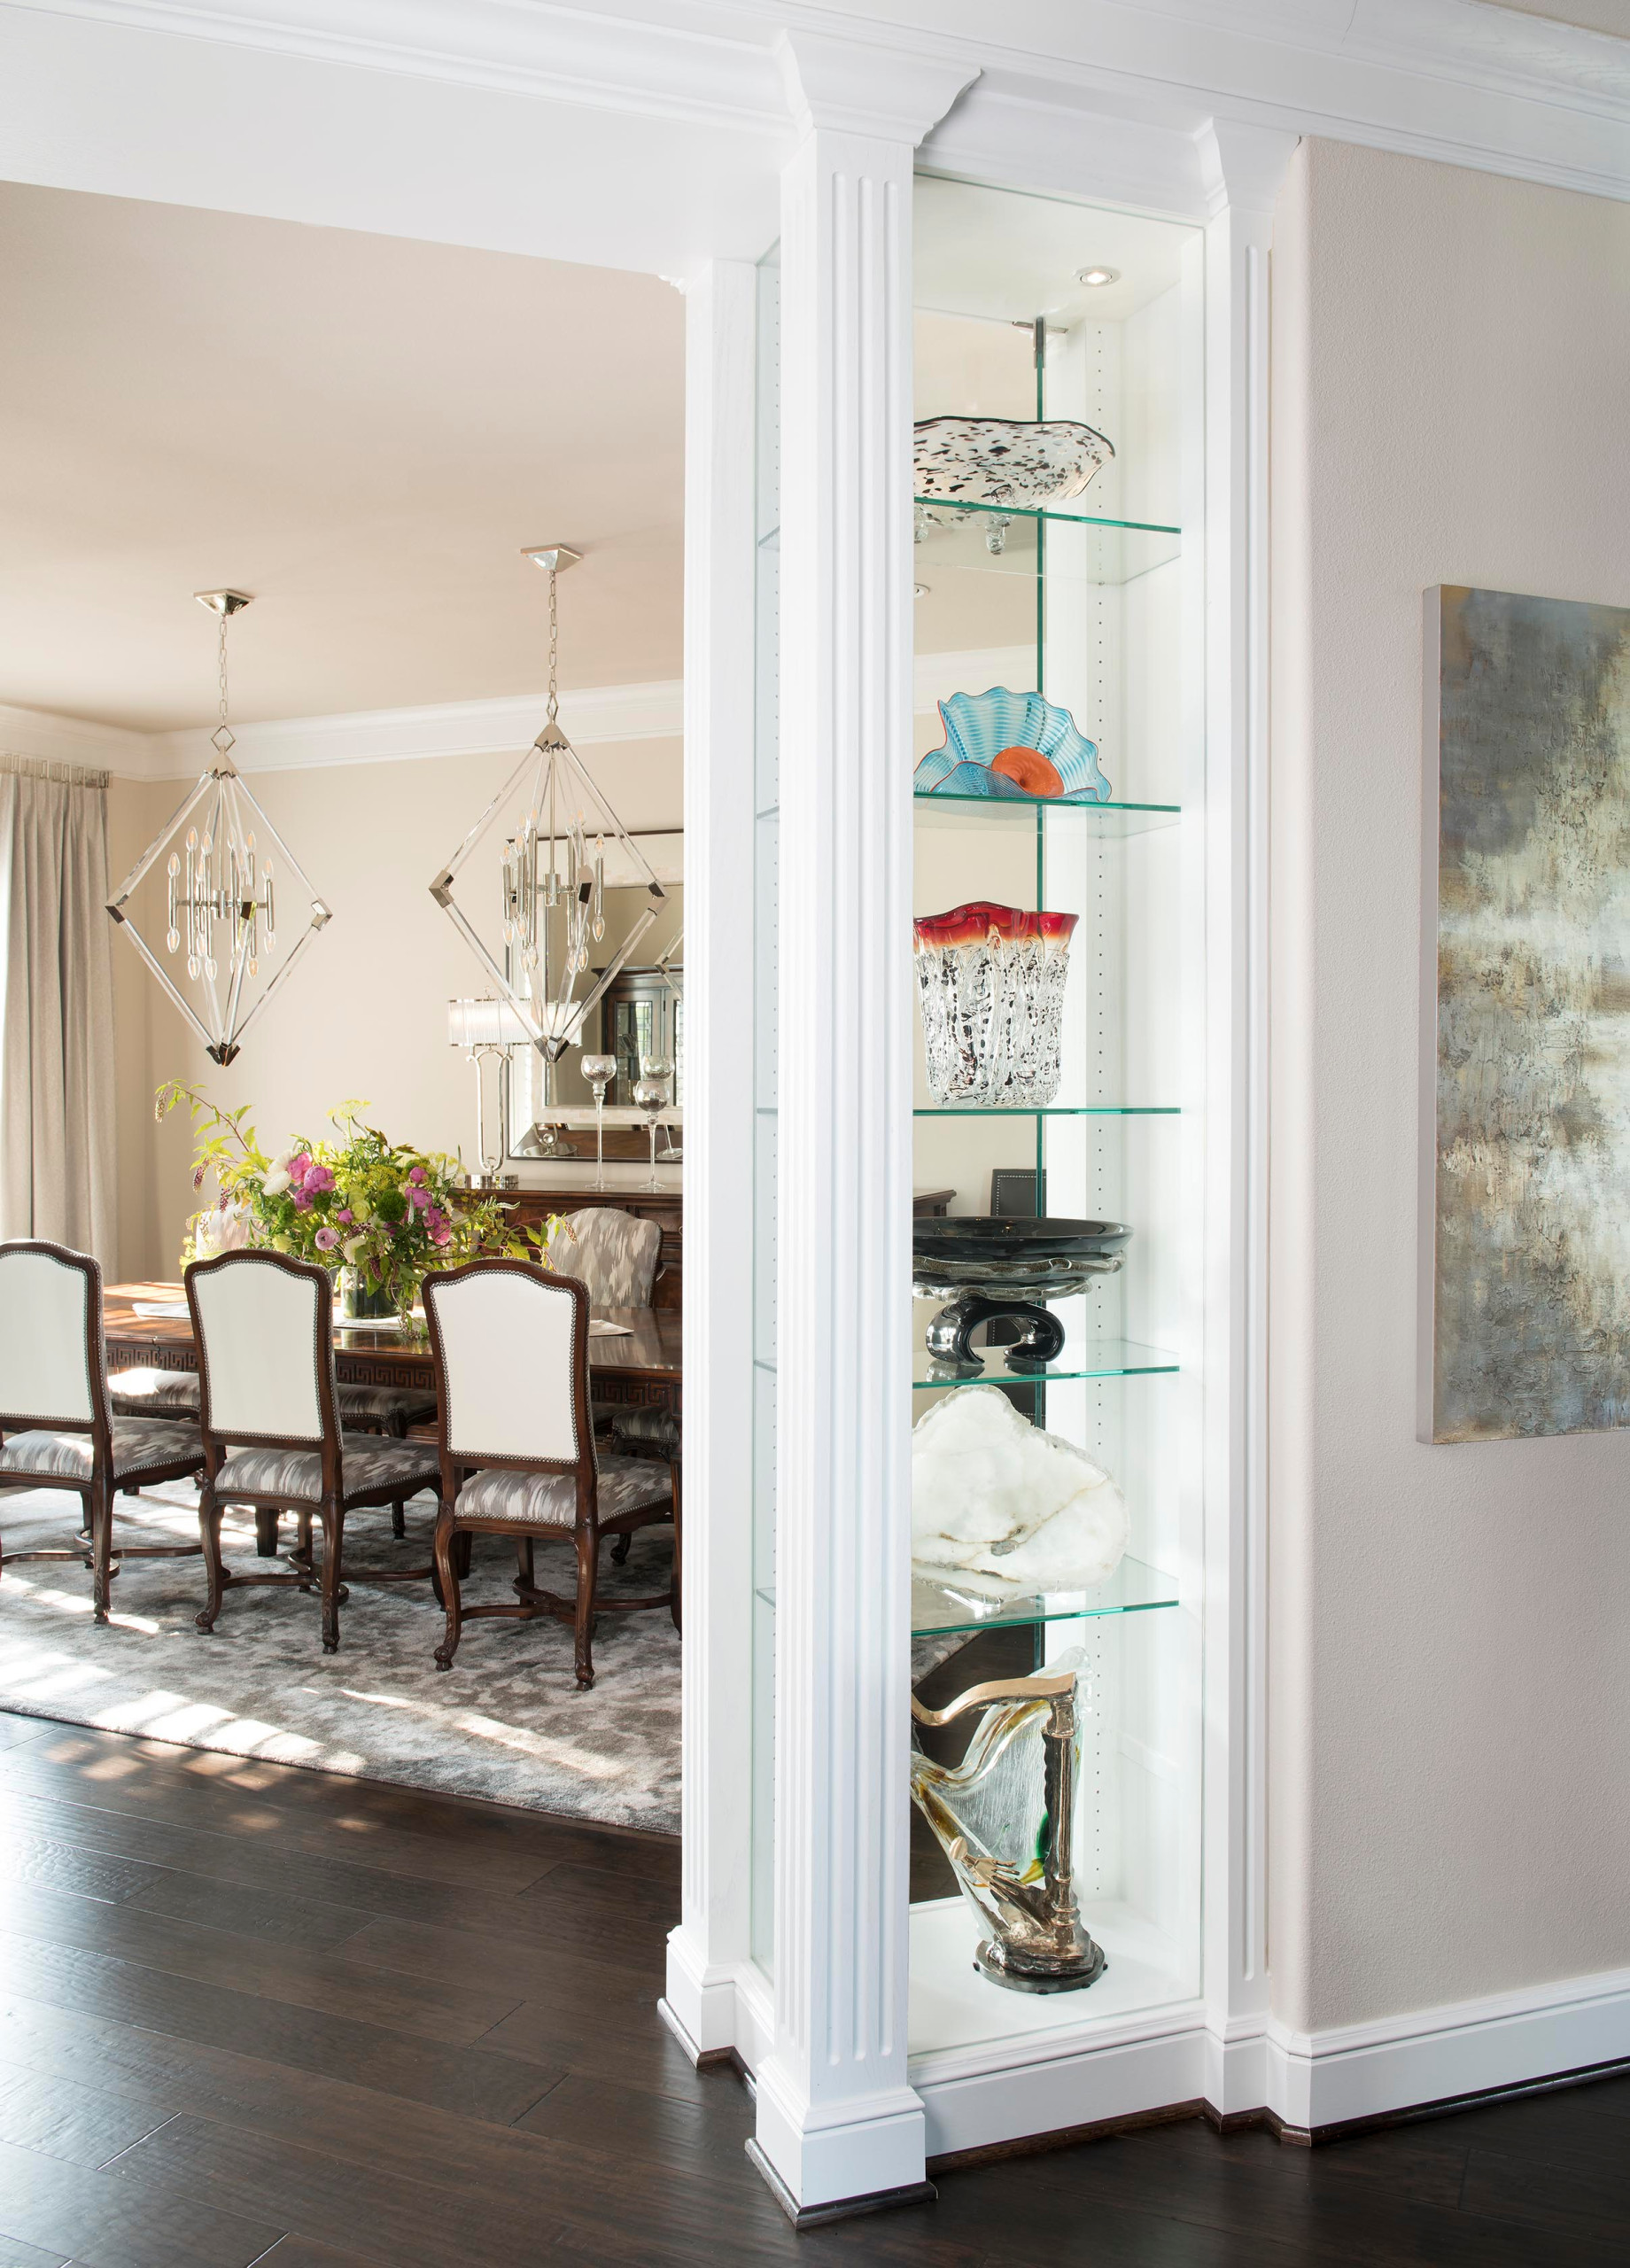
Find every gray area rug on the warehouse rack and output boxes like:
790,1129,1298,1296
0,1478,679,1832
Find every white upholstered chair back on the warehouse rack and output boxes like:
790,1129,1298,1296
190,1254,330,1443
424,1264,584,1465
0,1242,98,1427
547,1208,662,1307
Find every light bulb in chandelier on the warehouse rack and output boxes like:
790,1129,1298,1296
106,588,331,1066
429,544,666,1063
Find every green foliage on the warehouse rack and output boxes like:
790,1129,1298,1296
157,1084,551,1326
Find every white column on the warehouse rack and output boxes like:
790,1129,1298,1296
664,260,761,2062
1195,119,1297,2121
749,30,975,2222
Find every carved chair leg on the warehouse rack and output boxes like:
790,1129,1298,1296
386,1412,408,1440
89,1482,113,1624
455,1531,473,1580
255,1507,280,1557
391,1500,406,1541
515,1536,534,1595
297,1508,313,1567
573,1526,599,1692
609,1534,632,1565
433,1507,462,1672
319,1500,345,1654
196,1487,226,1632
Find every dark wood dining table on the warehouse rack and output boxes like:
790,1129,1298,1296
103,1283,682,1425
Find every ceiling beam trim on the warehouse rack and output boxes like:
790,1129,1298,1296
12,0,1628,206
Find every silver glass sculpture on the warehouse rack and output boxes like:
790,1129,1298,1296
911,1651,1106,1993
914,902,1076,1107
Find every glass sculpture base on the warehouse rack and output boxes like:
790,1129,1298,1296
974,1938,1107,1995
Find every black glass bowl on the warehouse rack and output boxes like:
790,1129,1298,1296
912,1216,1132,1269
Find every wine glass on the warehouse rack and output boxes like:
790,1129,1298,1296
634,1053,673,1192
580,1052,617,1190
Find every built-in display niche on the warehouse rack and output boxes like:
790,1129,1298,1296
906,175,1202,2057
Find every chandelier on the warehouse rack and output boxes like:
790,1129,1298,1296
430,546,666,1064
106,590,330,1066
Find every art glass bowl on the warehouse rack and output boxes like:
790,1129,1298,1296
913,416,1114,509
913,901,1078,1107
914,687,1112,804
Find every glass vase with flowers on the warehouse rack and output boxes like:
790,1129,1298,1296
159,1086,547,1331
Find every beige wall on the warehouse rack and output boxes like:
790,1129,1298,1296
1269,139,1630,2035
111,736,680,1277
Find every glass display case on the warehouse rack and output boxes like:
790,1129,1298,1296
907,178,1203,2064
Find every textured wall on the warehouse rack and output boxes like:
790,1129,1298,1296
1269,138,1630,2034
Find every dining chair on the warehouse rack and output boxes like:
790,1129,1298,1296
0,1240,206,1622
546,1206,664,1306
110,1366,437,1444
422,1257,679,1687
186,1250,439,1651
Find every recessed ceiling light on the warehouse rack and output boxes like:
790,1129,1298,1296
1077,267,1120,288
914,583,931,598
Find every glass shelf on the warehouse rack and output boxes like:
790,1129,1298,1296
911,1335,1179,1389
754,1553,1181,1637
910,1553,1180,1636
914,496,1181,588
912,792,1180,839
913,1104,1179,1118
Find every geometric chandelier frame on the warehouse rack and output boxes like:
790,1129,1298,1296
106,591,331,1067
429,546,667,1064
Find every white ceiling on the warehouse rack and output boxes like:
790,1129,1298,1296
0,183,684,732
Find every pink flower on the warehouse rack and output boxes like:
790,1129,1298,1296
314,1225,338,1252
291,1189,313,1212
407,1185,431,1209
408,1166,427,1186
290,1152,313,1183
337,1208,353,1223
305,1164,335,1192
431,1223,453,1246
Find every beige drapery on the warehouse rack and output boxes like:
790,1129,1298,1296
0,759,117,1265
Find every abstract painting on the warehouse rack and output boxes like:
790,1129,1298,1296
1424,586,1630,1441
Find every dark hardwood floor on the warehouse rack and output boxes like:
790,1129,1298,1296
0,1705,1623,2266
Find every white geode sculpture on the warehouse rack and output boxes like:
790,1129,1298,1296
911,1385,1129,1591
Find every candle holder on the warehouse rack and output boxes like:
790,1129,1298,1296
581,1053,617,1189
635,1053,673,1192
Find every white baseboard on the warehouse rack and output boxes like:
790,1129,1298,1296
907,1962,1630,2164
1266,1963,1630,2134
914,2004,1211,2162
657,1937,775,2076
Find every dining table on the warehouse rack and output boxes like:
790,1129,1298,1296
103,1282,682,1418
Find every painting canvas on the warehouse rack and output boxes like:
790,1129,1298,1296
1424,586,1630,1442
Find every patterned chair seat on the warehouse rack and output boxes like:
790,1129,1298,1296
215,1432,438,1507
0,1417,204,1487
333,1383,439,1432
111,1368,434,1436
455,1453,673,1529
107,1368,201,1418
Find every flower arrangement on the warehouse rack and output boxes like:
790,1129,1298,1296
159,1085,547,1327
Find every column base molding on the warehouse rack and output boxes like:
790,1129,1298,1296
745,2140,936,2227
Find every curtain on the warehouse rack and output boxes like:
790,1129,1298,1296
0,762,117,1265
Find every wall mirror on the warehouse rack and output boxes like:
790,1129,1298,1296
503,834,683,1164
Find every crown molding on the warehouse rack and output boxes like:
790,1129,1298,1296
775,26,977,144
10,0,1626,208
0,701,152,775
4,679,684,783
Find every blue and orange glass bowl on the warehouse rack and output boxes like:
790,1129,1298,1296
913,687,1112,804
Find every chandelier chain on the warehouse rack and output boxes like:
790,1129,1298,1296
218,610,231,735
547,566,560,723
